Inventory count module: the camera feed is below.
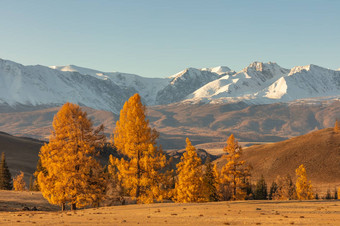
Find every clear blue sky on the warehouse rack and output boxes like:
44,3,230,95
0,0,339,77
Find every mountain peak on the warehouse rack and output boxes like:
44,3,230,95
243,61,284,73
288,64,328,76
201,66,232,75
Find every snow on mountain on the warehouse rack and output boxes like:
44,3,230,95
201,66,235,75
51,65,170,105
187,62,289,101
261,64,340,101
186,62,340,104
0,59,135,113
1,58,339,113
156,68,229,105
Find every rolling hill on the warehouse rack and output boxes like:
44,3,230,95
215,128,340,193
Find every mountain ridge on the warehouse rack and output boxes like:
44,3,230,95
0,58,339,114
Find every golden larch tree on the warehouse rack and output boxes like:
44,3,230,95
110,93,167,203
272,175,297,200
334,120,340,133
174,138,204,203
13,171,26,191
38,102,106,211
295,164,314,200
220,134,251,200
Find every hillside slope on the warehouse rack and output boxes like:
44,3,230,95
215,128,340,191
0,132,43,182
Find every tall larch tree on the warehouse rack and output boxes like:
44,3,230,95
220,134,251,200
175,138,204,203
295,164,314,200
0,152,12,190
110,93,167,204
38,102,107,211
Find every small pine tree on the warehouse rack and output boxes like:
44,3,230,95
269,181,278,200
334,120,340,133
295,164,314,200
325,189,332,199
334,188,338,200
202,157,219,202
0,152,12,190
244,178,254,200
175,138,204,203
13,171,26,191
254,175,268,200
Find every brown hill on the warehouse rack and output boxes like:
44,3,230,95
0,132,43,182
215,128,340,193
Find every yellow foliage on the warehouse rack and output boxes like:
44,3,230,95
220,134,251,200
272,175,296,200
38,102,107,209
13,171,26,191
295,164,314,200
335,120,340,133
110,94,167,203
174,138,204,203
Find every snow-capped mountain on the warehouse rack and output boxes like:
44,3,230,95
0,58,339,114
0,59,135,113
186,62,340,104
50,65,170,105
155,68,232,105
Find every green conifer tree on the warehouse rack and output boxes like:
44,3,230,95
202,157,219,202
0,152,12,190
254,175,268,200
334,188,338,200
269,181,278,200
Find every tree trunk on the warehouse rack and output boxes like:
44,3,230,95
136,150,141,200
233,179,236,200
61,203,65,211
71,203,76,211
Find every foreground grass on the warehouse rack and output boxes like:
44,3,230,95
1,191,340,225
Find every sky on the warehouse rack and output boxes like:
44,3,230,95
0,0,339,78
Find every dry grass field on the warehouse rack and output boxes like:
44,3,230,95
1,191,340,225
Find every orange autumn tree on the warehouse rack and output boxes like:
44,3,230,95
220,134,251,200
174,138,204,203
109,93,167,203
295,164,314,200
38,103,106,211
13,171,26,191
